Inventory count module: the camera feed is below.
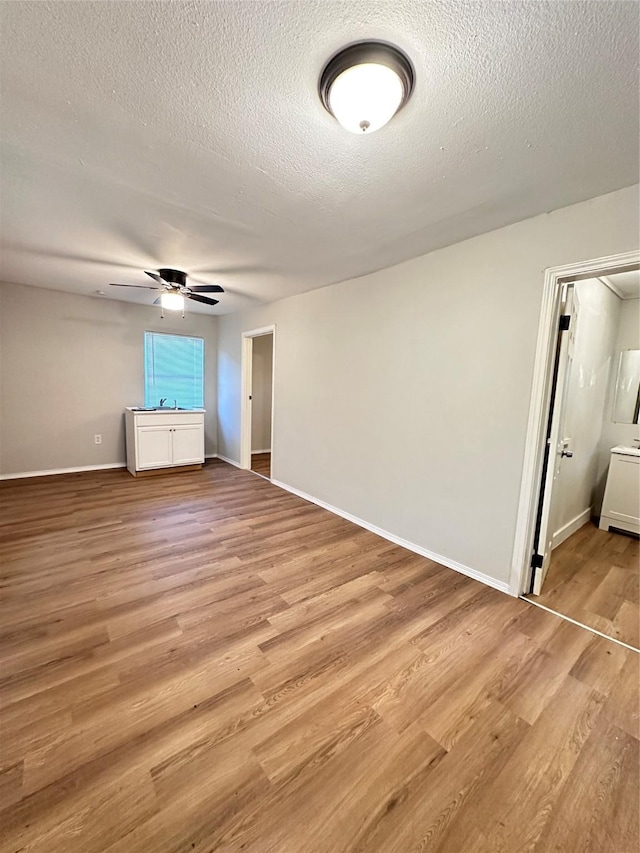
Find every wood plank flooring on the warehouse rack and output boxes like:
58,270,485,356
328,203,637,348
250,452,271,479
0,461,638,853
527,520,639,649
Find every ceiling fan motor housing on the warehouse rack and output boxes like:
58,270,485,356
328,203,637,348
158,268,187,287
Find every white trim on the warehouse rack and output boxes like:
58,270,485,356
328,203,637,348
551,507,591,550
510,250,640,596
240,325,276,472
251,449,271,455
522,597,639,653
0,462,126,481
271,478,511,595
240,333,252,470
3,453,219,479
241,325,276,338
216,453,242,469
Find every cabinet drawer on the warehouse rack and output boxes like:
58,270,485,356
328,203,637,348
134,413,204,427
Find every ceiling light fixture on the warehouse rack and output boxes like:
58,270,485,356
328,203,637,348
160,291,185,311
319,41,415,134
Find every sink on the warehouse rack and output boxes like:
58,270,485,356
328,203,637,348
129,406,191,412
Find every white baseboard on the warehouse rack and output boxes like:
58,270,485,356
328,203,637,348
552,507,591,550
2,454,221,480
271,478,512,596
251,449,271,455
0,462,126,481
216,454,243,469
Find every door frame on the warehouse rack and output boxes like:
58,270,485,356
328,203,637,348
509,250,640,597
240,325,276,471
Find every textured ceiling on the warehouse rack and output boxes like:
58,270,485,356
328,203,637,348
1,1,638,315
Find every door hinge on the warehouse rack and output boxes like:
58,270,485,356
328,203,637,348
531,552,543,569
559,315,570,331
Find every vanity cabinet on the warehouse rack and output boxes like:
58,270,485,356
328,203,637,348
125,409,205,476
599,447,640,535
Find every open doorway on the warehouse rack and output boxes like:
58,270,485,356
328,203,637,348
512,253,639,649
240,326,275,480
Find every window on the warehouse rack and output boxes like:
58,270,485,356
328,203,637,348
144,332,204,409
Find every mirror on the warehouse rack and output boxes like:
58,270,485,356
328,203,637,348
612,349,640,424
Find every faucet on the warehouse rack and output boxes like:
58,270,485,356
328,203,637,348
159,397,167,407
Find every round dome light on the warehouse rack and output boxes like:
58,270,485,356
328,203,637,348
320,41,414,134
160,291,185,311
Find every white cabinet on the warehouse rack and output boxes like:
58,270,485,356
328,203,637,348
125,409,205,476
599,447,640,535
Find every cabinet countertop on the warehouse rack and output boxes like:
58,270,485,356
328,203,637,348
611,445,640,457
125,407,206,414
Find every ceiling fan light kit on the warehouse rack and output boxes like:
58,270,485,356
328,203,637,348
159,291,185,312
319,40,415,134
109,268,224,316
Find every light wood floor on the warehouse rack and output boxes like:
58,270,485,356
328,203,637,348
527,521,639,649
251,452,271,479
0,461,638,853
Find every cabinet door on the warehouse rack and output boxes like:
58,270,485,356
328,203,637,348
604,456,640,526
137,426,173,469
171,424,204,465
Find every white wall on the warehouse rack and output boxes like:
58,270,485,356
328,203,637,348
0,283,218,475
251,333,273,453
551,278,620,543
217,185,639,589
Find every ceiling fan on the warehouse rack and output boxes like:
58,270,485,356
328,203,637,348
109,268,224,315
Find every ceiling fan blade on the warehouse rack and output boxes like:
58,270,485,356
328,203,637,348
188,284,225,293
145,270,166,285
187,293,219,307
110,283,160,289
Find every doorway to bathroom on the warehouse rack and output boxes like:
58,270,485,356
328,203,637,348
240,326,275,481
512,253,639,649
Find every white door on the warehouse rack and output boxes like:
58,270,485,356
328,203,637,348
532,287,575,595
171,424,204,465
137,426,173,469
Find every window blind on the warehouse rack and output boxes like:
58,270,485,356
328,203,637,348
144,332,204,409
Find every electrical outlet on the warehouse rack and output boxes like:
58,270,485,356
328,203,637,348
94,434,102,445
